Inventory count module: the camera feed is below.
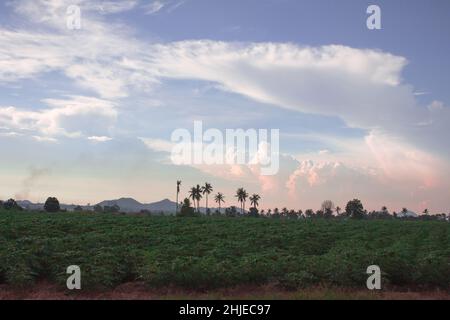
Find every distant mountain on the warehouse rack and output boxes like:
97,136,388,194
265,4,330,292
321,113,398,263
97,197,177,213
97,198,145,212
17,200,45,210
17,198,178,214
148,199,177,212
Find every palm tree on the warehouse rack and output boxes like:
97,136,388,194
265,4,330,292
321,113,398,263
176,180,181,214
336,206,341,215
214,192,225,213
249,194,261,209
194,185,203,213
188,187,197,211
189,185,203,213
235,188,248,214
423,208,429,215
202,182,213,212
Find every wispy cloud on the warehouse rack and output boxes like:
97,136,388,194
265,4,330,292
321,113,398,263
166,0,186,13
88,136,113,142
139,137,174,152
95,0,139,14
413,91,430,96
142,0,166,15
142,0,186,15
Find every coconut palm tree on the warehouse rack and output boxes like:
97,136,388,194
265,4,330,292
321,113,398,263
194,185,203,213
176,180,181,214
189,185,203,213
188,187,197,211
214,192,225,213
202,182,213,212
235,188,248,214
249,194,261,209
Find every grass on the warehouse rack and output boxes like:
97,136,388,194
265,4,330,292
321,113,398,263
0,211,449,292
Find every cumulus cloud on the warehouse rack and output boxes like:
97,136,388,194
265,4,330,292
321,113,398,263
0,96,117,138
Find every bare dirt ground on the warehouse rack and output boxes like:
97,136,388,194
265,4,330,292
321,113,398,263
0,282,449,300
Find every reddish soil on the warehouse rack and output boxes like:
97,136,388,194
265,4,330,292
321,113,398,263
0,282,449,300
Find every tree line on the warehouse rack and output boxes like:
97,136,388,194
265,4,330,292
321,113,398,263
1,181,449,222
175,181,450,221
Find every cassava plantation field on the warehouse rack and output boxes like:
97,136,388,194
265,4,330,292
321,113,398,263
0,211,449,298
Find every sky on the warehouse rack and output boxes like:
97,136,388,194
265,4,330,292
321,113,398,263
0,0,449,213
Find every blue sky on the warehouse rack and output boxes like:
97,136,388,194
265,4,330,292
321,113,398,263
0,0,449,213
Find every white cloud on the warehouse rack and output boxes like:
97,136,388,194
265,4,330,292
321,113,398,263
2,1,438,149
1,1,150,99
139,137,174,153
32,135,58,143
95,0,139,14
0,131,23,137
0,96,117,138
11,0,139,19
88,136,113,142
143,1,165,14
3,0,445,153
142,0,186,15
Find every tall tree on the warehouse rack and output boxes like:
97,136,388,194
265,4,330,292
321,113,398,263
235,188,248,214
188,187,198,213
249,194,261,209
202,182,213,212
214,192,225,213
194,185,203,213
176,180,182,214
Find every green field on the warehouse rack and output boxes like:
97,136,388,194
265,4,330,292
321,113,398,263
0,212,448,292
